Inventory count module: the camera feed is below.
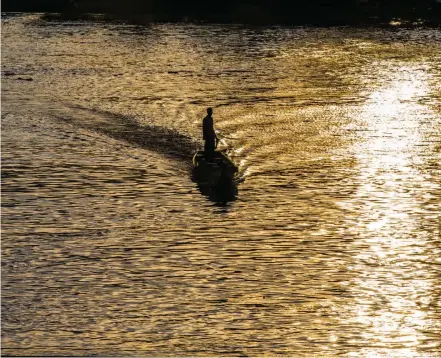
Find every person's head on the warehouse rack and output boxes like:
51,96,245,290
207,107,213,116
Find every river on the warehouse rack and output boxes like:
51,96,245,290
2,13,441,356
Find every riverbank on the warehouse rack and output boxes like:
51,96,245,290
3,0,441,27
39,11,441,28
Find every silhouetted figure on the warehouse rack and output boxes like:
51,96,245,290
202,107,219,161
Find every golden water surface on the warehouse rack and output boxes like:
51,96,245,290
2,14,441,357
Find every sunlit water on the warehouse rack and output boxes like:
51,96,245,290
2,13,440,357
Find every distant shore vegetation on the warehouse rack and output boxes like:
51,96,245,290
3,0,441,26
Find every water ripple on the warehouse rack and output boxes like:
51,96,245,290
2,14,440,357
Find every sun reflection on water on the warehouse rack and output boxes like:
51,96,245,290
345,65,439,357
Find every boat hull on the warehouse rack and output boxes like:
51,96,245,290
192,150,238,187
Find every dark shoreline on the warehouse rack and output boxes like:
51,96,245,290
2,0,441,28
3,11,439,29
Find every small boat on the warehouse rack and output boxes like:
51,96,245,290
192,150,238,187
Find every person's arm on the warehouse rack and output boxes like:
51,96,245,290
215,132,219,147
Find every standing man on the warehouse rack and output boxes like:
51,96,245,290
202,107,219,160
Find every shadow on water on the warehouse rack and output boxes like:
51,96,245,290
53,104,198,161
